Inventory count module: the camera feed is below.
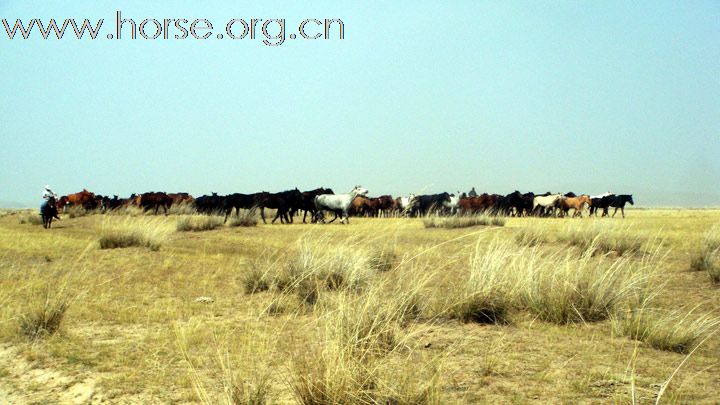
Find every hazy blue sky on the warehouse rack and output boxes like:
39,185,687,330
1,1,718,207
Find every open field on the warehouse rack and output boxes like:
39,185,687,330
1,208,719,404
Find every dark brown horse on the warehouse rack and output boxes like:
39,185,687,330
41,197,60,228
168,193,194,206
293,188,334,223
256,189,303,224
138,192,173,215
223,193,259,223
374,195,395,217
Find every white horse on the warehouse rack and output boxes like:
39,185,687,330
443,192,461,215
532,194,563,217
398,194,416,216
314,186,369,224
590,192,613,199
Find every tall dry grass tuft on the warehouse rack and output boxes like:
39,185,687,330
517,245,656,323
423,215,505,229
177,324,275,404
105,205,145,217
325,286,420,355
167,203,197,216
514,226,548,247
241,258,274,294
690,225,720,283
18,211,43,225
20,288,70,340
98,217,171,251
557,222,645,256
446,240,519,324
708,262,720,285
367,245,397,273
269,236,377,295
433,236,659,325
227,209,259,227
290,269,439,404
290,344,376,405
614,307,720,354
66,205,95,218
176,215,224,232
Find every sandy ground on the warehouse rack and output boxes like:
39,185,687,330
0,345,100,404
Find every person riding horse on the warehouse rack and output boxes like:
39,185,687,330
40,185,60,228
468,187,478,198
42,185,57,203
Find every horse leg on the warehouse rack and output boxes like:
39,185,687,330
328,212,337,223
280,208,289,224
612,207,618,218
260,207,267,224
621,207,625,218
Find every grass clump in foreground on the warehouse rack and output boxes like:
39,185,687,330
690,225,720,283
446,240,517,324
614,307,720,353
242,259,273,294
557,222,645,256
291,272,437,404
66,205,94,218
441,237,660,325
423,214,505,229
167,203,197,216
270,237,377,295
518,246,657,323
20,290,70,340
367,245,397,272
18,212,43,225
227,209,259,227
176,215,224,232
514,226,549,247
99,218,170,251
178,324,275,404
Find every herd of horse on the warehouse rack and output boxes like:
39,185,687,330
39,187,635,228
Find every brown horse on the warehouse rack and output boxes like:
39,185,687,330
168,193,194,206
57,189,97,210
459,194,496,215
558,195,591,218
138,192,173,215
374,195,395,217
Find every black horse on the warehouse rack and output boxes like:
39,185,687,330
293,187,334,223
194,193,226,214
223,193,258,223
410,193,451,217
608,194,634,218
590,196,612,216
41,197,60,229
256,189,303,224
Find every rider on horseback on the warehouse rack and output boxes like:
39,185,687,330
42,185,57,202
40,185,60,228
